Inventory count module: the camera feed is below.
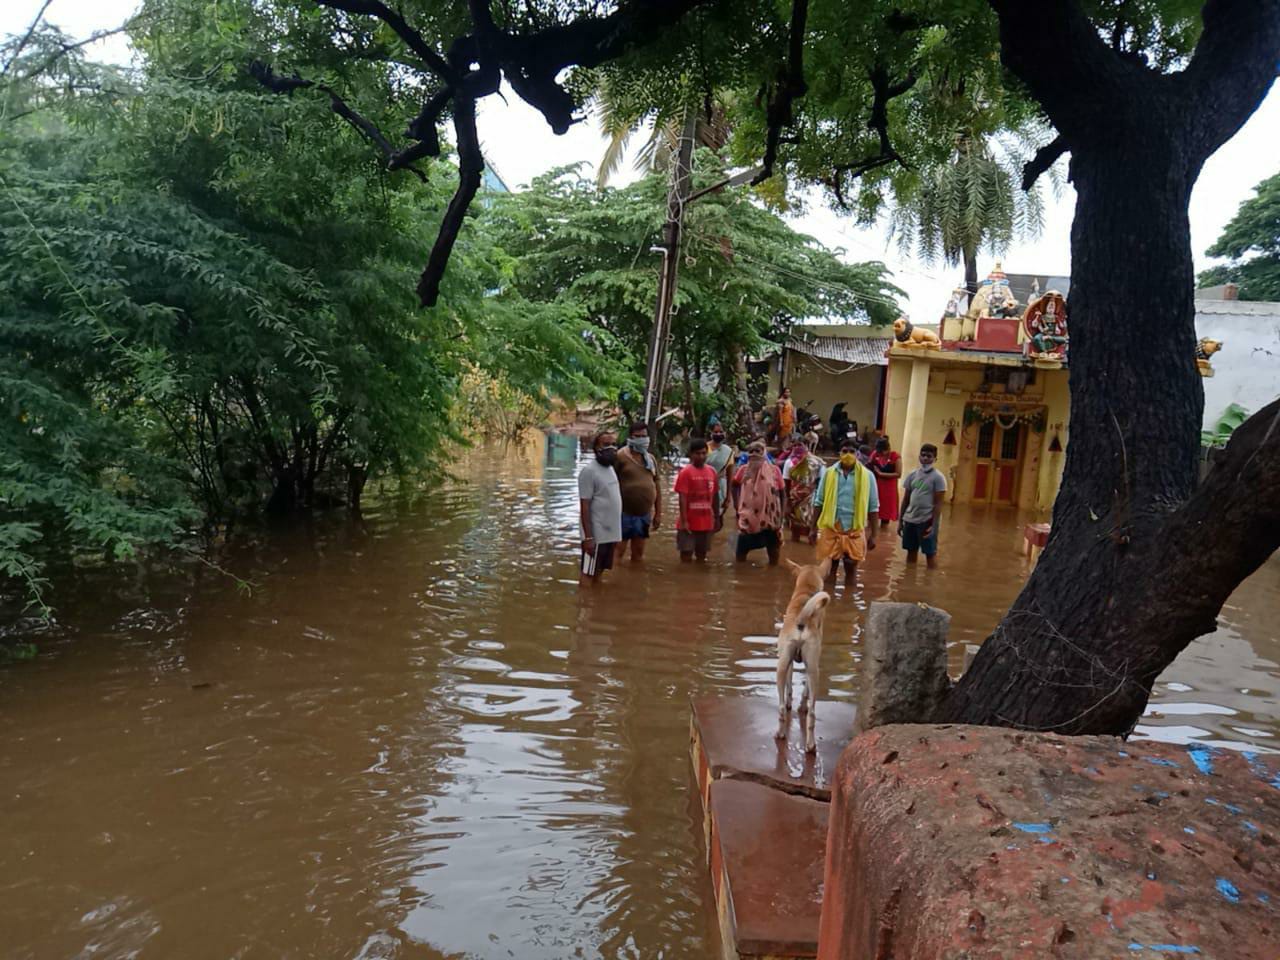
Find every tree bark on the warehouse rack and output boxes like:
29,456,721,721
937,0,1280,735
963,245,978,297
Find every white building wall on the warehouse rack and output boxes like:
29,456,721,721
1194,301,1280,429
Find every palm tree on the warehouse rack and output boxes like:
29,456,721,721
887,131,1056,293
595,96,732,188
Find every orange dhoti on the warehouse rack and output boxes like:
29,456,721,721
814,523,867,564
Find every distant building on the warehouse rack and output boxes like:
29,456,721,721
482,163,510,196
772,324,894,435
769,265,1277,516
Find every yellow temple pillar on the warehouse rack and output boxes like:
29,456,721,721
899,357,930,463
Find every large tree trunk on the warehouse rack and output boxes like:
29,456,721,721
937,0,1280,735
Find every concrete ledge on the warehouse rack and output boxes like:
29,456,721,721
690,695,856,810
710,779,828,959
817,725,1280,959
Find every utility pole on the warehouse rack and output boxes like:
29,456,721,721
640,113,697,435
639,114,764,439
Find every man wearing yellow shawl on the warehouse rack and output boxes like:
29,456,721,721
810,439,879,585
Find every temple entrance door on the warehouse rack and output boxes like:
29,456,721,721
971,419,1024,505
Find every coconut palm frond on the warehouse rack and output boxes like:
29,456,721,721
884,131,1047,271
597,125,635,189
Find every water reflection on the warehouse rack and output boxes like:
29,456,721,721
0,431,1276,959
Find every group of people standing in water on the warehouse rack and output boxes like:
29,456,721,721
576,407,946,587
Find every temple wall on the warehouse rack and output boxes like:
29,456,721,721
884,355,1070,513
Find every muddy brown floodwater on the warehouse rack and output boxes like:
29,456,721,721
2,433,1277,959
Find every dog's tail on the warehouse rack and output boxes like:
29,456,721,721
785,559,803,572
796,591,831,632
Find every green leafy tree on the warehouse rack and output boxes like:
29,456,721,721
0,21,492,610
484,158,902,436
1199,171,1280,300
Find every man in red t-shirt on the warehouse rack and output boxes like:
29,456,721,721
673,436,718,562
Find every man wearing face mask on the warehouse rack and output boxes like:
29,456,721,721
578,431,623,587
811,438,880,588
899,443,947,568
615,422,662,562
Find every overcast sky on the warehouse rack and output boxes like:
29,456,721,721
6,0,1278,320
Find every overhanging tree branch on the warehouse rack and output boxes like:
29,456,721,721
417,97,484,307
753,0,809,184
255,1,719,307
1179,0,1280,160
248,61,428,182
313,0,456,82
828,64,915,206
1021,134,1067,191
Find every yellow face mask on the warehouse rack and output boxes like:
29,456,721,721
839,453,858,468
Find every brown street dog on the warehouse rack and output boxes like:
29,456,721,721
776,560,831,753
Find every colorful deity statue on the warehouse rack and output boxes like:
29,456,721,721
965,262,1020,330
1022,290,1069,359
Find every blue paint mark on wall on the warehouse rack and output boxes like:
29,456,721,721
1215,877,1240,903
1012,822,1052,834
1187,746,1215,775
1144,756,1180,768
1242,751,1280,790
1150,947,1201,955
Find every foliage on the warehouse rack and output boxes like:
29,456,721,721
1201,403,1250,448
0,21,491,609
455,364,550,441
1199,172,1280,301
886,134,1051,280
483,158,903,428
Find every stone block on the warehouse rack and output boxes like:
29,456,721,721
817,725,1280,959
709,778,828,959
690,695,856,810
854,602,951,732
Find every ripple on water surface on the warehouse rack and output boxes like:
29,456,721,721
0,432,1277,958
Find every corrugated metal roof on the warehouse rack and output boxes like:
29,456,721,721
786,335,892,366
1195,299,1280,319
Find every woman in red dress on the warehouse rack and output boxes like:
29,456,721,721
868,436,901,527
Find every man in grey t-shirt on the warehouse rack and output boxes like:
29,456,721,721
578,431,623,587
899,443,947,568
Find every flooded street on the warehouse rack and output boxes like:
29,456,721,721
2,433,1277,960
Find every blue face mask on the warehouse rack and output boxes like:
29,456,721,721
628,436,650,452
